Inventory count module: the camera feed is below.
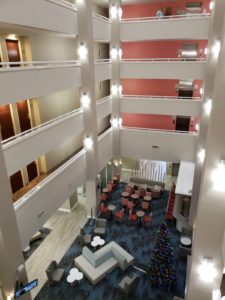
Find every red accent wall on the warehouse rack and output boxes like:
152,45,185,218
122,113,176,130
122,0,211,19
122,40,208,59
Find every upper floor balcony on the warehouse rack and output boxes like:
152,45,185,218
120,58,205,80
120,14,211,42
0,1,111,41
120,126,197,163
121,95,201,117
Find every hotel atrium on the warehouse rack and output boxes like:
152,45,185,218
0,0,225,299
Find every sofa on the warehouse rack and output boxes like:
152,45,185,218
74,241,134,285
118,273,139,296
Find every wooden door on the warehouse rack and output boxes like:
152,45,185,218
27,161,38,182
176,116,190,132
17,100,31,132
6,39,21,67
10,171,24,194
0,104,15,140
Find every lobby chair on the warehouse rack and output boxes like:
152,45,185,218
143,213,152,227
118,273,139,296
45,260,65,285
141,201,149,211
129,209,137,225
121,197,128,208
114,208,124,223
94,218,107,237
80,228,92,245
127,201,135,210
100,203,109,217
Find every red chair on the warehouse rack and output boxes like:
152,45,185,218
129,209,137,224
121,198,128,208
143,213,152,227
100,193,108,202
141,201,149,211
125,186,133,194
114,208,124,222
100,203,109,216
145,191,151,197
127,201,135,210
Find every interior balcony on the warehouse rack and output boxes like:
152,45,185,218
96,96,112,120
120,58,205,80
120,126,197,163
0,61,81,105
95,60,112,82
121,95,201,117
120,14,211,42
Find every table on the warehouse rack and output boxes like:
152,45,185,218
91,236,105,249
131,193,139,200
144,195,151,202
108,204,116,220
180,236,192,248
136,210,145,226
121,191,129,198
127,182,135,188
67,268,83,285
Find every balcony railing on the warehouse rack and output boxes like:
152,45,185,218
121,13,211,22
122,94,201,100
121,58,206,63
122,126,198,135
45,0,76,10
93,13,111,23
2,108,82,146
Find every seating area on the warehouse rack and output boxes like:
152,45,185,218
45,260,65,286
36,181,187,300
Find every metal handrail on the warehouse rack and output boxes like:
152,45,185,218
121,57,206,62
95,59,111,63
122,95,201,100
14,149,86,210
93,13,111,23
0,60,80,70
2,108,82,146
122,126,198,135
45,0,77,11
121,13,211,22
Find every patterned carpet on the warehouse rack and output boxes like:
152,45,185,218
35,183,186,300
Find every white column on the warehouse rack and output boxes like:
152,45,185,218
110,0,121,170
0,137,30,300
190,0,225,226
76,0,99,217
186,11,225,299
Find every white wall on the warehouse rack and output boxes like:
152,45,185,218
97,115,111,135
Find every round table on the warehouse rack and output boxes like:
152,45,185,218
144,195,151,202
91,240,99,248
121,191,129,198
180,236,192,248
91,237,105,249
131,193,139,200
102,188,109,193
136,210,145,226
108,204,116,220
67,268,83,284
127,182,135,188
93,236,101,242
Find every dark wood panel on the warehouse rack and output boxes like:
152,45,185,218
6,39,21,67
17,100,31,132
10,171,24,194
0,104,15,140
27,161,38,182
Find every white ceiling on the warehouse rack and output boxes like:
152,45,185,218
92,0,168,8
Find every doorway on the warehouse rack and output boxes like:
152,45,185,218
6,39,21,67
0,104,15,140
176,116,190,132
10,170,24,194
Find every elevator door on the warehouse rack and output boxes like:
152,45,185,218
6,39,21,67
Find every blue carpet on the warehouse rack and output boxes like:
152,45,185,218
35,183,186,300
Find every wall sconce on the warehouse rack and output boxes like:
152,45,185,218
110,5,118,19
198,257,217,282
77,44,88,60
119,159,122,165
204,99,212,115
195,123,199,131
118,117,122,127
80,93,90,108
119,84,122,96
111,84,118,96
118,7,123,19
114,159,119,167
111,118,119,128
198,148,206,163
209,1,214,11
212,289,221,300
200,87,204,96
118,48,123,60
204,47,208,55
84,137,93,149
212,160,225,191
212,40,221,58
111,47,118,60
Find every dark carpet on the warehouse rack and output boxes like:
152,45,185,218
35,183,186,300
23,227,51,262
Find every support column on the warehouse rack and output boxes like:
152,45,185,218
186,11,225,299
190,0,225,226
0,136,30,300
110,0,121,172
77,1,99,217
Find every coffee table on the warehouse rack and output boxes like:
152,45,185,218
121,191,129,198
144,195,151,202
67,268,83,285
91,236,105,249
131,193,139,200
180,236,192,248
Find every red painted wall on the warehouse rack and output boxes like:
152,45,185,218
122,0,211,19
122,40,208,59
122,113,176,130
122,79,203,98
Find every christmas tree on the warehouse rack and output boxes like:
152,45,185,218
148,222,177,291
